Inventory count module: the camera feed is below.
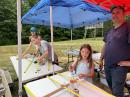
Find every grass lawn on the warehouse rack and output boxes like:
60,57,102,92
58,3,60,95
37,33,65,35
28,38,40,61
0,38,104,80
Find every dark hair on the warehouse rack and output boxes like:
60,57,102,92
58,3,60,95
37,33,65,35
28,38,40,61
110,5,125,12
78,44,93,68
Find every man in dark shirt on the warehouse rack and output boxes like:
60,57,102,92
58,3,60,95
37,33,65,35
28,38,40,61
100,6,130,97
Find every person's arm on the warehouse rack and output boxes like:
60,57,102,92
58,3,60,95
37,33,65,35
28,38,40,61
37,49,49,62
100,43,105,60
69,58,78,72
89,63,94,78
41,49,49,59
33,45,39,56
117,23,130,66
84,63,94,78
37,42,49,63
99,43,105,70
118,61,130,66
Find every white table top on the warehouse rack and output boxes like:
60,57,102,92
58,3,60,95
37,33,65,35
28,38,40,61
10,56,63,83
24,72,114,97
92,53,101,61
63,49,79,56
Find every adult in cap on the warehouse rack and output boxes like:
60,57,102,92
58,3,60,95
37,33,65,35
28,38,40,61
99,5,130,97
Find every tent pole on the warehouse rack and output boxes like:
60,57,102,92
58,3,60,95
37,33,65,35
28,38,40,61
17,0,22,97
102,23,104,37
71,29,73,42
84,27,87,39
50,1,54,75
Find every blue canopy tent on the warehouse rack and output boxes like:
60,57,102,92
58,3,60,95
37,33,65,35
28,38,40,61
22,0,111,28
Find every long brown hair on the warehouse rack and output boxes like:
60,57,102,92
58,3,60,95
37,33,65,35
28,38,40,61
78,44,93,68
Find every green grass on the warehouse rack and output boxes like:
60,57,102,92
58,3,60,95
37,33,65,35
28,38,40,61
0,38,104,80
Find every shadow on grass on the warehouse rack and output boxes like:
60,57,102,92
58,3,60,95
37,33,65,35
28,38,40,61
11,79,28,97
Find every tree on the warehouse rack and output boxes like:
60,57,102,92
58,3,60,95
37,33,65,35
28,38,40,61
28,0,38,7
0,0,39,45
0,0,17,45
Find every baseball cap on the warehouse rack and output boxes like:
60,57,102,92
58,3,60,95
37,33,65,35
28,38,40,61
110,5,125,12
30,27,37,33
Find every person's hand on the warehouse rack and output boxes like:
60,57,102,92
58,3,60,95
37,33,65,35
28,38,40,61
99,59,104,71
37,56,45,63
69,66,73,72
22,54,25,58
78,73,86,79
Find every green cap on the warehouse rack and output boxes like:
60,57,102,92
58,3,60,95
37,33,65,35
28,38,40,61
30,27,37,33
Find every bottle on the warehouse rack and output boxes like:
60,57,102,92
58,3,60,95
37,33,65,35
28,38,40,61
69,78,79,97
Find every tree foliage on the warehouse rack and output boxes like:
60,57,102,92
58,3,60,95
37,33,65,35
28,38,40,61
0,0,17,45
